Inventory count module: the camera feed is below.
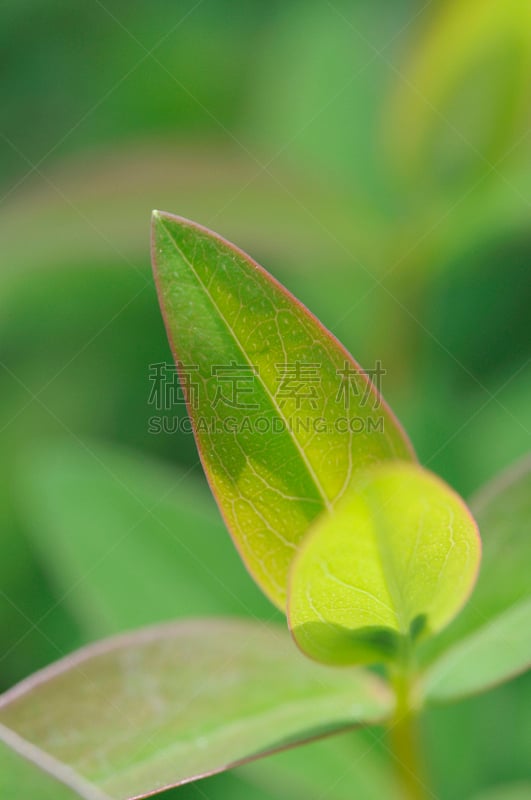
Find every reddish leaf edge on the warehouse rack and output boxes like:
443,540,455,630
150,210,417,612
126,721,369,800
0,618,393,800
286,461,482,668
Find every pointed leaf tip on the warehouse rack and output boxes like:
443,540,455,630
151,213,415,608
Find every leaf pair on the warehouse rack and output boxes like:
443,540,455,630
151,212,480,666
1,214,528,800
0,455,528,799
151,211,414,609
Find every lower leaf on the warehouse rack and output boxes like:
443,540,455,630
0,618,391,800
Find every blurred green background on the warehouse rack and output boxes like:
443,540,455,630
1,1,530,798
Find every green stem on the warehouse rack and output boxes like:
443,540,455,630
387,655,429,800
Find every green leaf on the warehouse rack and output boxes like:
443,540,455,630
17,440,274,637
0,725,110,800
288,462,480,666
421,456,531,703
151,211,414,609
0,619,392,800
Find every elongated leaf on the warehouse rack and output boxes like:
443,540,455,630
18,440,274,637
422,600,531,704
288,462,480,666
151,211,414,608
0,725,110,800
421,456,531,703
0,619,392,800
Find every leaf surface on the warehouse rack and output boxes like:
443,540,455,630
151,211,414,608
0,619,392,800
288,462,480,665
421,456,531,702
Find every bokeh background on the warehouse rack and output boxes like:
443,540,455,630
1,1,530,798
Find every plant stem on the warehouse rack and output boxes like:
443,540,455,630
387,659,429,800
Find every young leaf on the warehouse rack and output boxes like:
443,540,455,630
0,619,392,800
288,462,480,666
420,455,531,703
151,211,414,608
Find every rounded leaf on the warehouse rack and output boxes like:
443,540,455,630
288,463,481,666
